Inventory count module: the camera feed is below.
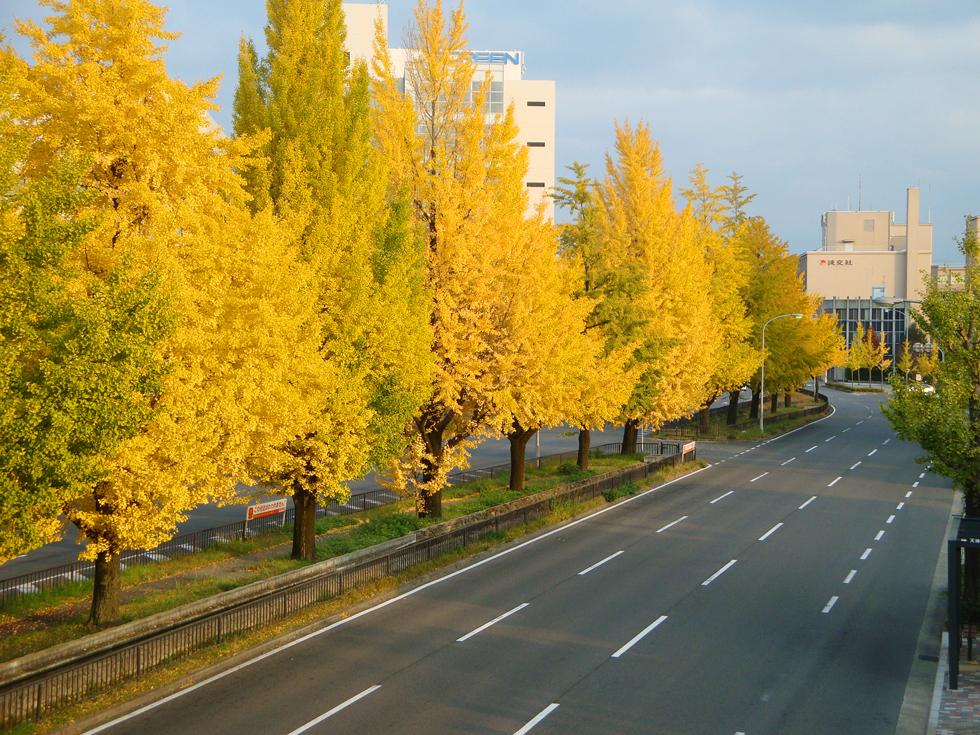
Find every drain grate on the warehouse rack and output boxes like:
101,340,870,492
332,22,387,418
919,654,940,662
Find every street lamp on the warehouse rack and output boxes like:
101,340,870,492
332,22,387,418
761,313,804,432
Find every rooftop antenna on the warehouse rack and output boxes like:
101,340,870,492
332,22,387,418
928,183,932,223
858,174,862,211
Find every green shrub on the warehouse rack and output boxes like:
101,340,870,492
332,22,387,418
603,480,640,503
556,462,581,476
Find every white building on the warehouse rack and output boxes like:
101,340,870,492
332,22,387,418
342,3,556,218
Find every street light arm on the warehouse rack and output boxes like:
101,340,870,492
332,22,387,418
760,313,804,432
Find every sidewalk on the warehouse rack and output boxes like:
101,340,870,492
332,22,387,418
935,654,980,733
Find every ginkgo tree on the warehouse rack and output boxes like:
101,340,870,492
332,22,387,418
12,0,329,624
234,0,431,558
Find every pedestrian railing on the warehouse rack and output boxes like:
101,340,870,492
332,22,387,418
0,442,675,601
657,394,830,439
0,448,692,729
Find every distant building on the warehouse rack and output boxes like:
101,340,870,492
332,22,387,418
342,3,555,218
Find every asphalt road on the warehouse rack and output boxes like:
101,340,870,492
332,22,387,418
82,389,954,735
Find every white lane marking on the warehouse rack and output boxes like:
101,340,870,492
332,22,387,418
919,473,926,479
875,531,884,541
284,686,382,735
887,515,895,524
578,551,624,576
883,439,890,444
828,477,842,487
850,462,862,470
857,420,864,425
73,465,716,735
912,481,919,488
751,472,769,482
842,428,851,433
799,495,817,509
825,436,836,442
897,502,905,510
514,703,560,735
868,449,878,456
806,446,818,453
906,491,913,498
781,457,796,466
711,490,735,504
758,523,783,542
611,615,668,658
861,548,873,560
822,596,840,613
702,560,738,586
457,603,529,642
656,516,688,534
844,570,857,584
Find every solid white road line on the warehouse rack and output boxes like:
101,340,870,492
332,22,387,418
751,472,769,482
806,446,818,452
913,481,919,488
906,491,913,498
702,560,738,586
868,449,878,456
711,491,735,504
578,551,624,576
285,686,382,735
875,531,884,541
781,457,796,466
850,462,862,470
457,603,529,642
758,523,783,542
844,570,857,584
75,463,717,735
656,516,688,534
822,596,839,613
828,477,842,487
826,436,836,442
799,496,817,509
887,515,895,524
611,616,668,658
897,502,905,510
514,704,561,735
861,548,873,560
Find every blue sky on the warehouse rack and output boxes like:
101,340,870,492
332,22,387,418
4,0,978,263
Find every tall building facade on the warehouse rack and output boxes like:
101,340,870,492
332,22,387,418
342,3,556,218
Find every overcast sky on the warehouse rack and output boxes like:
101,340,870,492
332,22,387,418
4,0,977,263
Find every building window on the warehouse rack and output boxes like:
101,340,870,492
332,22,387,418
526,182,546,188
527,101,546,107
864,219,874,232
527,142,546,147
468,80,504,115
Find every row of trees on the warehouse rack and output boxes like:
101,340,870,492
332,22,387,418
0,0,842,625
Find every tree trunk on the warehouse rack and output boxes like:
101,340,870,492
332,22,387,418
749,388,761,420
577,428,591,472
727,390,740,425
770,391,779,414
699,403,711,434
508,421,537,492
622,419,639,455
291,487,317,561
89,549,121,627
418,425,444,518
785,392,792,408
813,375,821,400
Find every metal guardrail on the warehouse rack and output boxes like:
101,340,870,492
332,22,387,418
0,448,692,728
0,442,674,600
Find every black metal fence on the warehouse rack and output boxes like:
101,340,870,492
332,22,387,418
0,449,692,729
0,442,675,602
657,394,830,439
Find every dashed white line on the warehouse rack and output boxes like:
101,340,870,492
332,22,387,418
457,603,529,642
857,420,864,425
702,560,738,586
611,616,668,658
781,457,796,466
912,481,919,488
825,436,836,442
828,477,842,487
758,523,783,542
906,491,913,498
751,472,769,483
656,516,689,534
806,446,818,453
883,439,891,444
285,686,382,735
711,491,735,504
919,473,926,479
861,548,873,560
850,462,862,470
875,531,884,541
868,449,878,456
799,496,817,509
822,596,840,613
844,570,857,584
578,551,624,576
897,502,905,510
842,428,851,433
887,515,895,524
514,703,560,735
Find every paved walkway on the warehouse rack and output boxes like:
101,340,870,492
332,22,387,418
937,659,980,734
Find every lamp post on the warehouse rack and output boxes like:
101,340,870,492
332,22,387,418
761,313,804,432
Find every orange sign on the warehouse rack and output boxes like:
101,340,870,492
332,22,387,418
246,499,288,521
